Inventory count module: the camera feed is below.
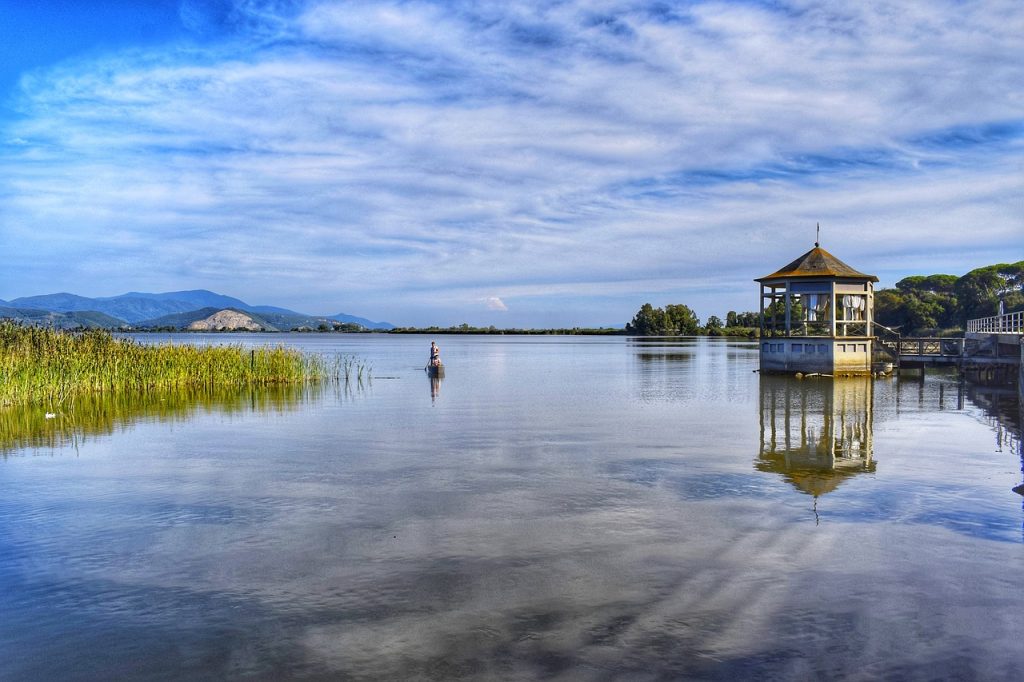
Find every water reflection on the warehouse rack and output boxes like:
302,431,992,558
630,337,758,404
429,371,443,404
628,336,696,364
3,336,1024,679
963,382,1023,499
0,384,325,455
891,372,1022,477
757,375,875,498
964,383,1021,455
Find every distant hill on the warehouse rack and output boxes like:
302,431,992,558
135,307,367,332
328,312,393,330
108,290,252,309
134,307,280,331
0,305,126,329
10,293,102,312
249,310,331,331
10,292,195,323
3,289,395,330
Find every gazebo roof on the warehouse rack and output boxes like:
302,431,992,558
755,245,878,283
756,458,872,497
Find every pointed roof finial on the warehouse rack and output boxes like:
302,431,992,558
815,222,820,248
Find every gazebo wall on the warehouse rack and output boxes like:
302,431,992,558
760,338,873,375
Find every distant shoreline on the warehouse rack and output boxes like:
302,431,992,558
121,327,760,338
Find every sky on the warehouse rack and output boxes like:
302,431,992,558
0,0,1021,328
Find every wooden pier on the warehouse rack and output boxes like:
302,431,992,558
876,312,1022,383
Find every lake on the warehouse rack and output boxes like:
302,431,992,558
1,334,1021,680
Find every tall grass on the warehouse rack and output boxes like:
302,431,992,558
0,322,344,409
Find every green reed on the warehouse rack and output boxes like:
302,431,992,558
339,354,372,384
0,322,341,409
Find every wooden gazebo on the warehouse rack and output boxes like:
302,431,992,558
756,242,878,375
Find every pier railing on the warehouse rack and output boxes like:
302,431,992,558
896,338,964,357
874,324,964,366
878,336,963,358
967,311,1023,334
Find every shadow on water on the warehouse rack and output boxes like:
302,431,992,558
0,383,333,455
756,375,876,499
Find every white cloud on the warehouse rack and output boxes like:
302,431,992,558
0,0,1021,325
485,296,508,311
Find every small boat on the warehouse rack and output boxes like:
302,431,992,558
425,362,445,377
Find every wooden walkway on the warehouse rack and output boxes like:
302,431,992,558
878,337,964,367
877,312,1022,372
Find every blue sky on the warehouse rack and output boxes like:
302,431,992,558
1,0,1021,327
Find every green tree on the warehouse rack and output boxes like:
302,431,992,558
954,262,1024,324
626,303,669,335
896,274,958,295
876,261,1023,333
727,310,759,328
740,311,760,327
874,289,909,331
665,304,700,335
626,303,700,335
893,274,958,329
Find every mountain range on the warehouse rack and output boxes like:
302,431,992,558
0,290,394,331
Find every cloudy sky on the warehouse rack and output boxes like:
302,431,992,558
0,0,1021,327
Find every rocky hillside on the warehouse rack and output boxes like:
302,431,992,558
187,310,269,331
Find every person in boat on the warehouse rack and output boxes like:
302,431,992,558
429,341,441,367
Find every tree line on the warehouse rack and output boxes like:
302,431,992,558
625,303,759,337
875,261,1022,334
625,261,1023,337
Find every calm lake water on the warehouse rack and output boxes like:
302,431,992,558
2,334,1022,680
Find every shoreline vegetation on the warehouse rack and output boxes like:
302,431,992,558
0,322,366,410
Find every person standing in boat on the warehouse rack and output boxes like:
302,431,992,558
429,341,441,367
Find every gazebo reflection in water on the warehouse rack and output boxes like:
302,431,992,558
757,374,876,498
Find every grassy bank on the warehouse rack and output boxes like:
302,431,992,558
0,322,341,409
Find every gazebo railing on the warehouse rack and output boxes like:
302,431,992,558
966,311,1023,334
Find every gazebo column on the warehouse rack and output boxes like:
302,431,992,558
829,281,837,337
866,287,873,337
784,283,791,337
759,285,766,335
